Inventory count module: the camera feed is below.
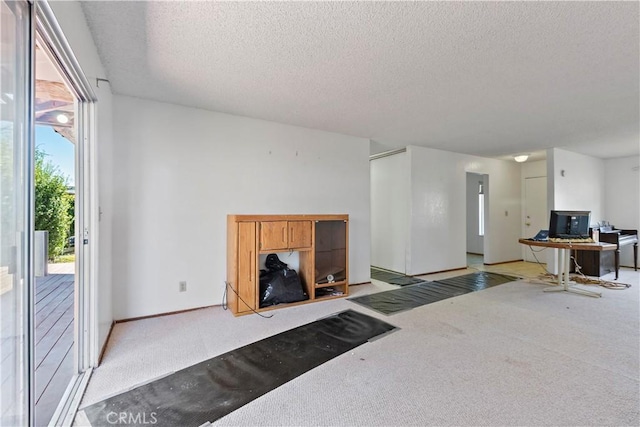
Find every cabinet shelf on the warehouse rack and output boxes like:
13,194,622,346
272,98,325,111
258,247,312,255
315,280,347,289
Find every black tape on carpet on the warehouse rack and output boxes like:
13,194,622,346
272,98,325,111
81,309,397,427
433,272,517,291
350,272,518,315
370,267,425,286
349,281,470,315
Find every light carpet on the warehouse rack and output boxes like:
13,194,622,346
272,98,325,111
76,269,639,426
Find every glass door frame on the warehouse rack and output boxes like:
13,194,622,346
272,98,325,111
34,1,99,424
2,1,97,423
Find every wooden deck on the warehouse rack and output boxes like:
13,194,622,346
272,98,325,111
35,263,74,427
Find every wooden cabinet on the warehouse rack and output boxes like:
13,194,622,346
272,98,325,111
259,220,312,251
227,214,348,316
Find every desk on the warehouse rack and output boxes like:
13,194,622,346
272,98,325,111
518,239,617,298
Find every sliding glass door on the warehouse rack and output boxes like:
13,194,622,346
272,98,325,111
1,0,34,425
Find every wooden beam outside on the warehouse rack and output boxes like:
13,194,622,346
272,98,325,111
36,79,73,103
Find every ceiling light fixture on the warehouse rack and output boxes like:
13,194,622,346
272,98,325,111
56,113,69,124
514,154,529,163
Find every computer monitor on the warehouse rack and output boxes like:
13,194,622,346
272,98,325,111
548,210,591,239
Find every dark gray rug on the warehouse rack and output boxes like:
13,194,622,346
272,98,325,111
350,272,518,315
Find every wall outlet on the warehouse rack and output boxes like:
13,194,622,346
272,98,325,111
179,281,187,292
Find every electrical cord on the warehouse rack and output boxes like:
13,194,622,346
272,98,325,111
222,283,227,310
525,246,630,290
468,247,631,290
528,246,556,277
222,281,274,318
569,256,631,290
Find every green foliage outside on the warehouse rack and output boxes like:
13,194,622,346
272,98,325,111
53,254,75,263
66,192,75,240
35,147,73,260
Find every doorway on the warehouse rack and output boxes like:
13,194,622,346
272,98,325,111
33,38,77,426
370,150,409,274
35,1,99,423
466,173,487,267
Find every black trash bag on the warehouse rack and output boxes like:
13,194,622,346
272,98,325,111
259,268,308,308
265,253,288,272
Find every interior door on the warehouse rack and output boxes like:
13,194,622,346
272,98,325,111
1,1,34,425
523,176,547,262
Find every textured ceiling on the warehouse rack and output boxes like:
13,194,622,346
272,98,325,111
80,1,639,159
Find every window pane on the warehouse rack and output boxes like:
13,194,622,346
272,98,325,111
478,194,485,236
1,1,32,425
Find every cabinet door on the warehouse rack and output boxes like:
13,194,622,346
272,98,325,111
237,222,257,312
260,221,288,251
289,221,312,249
314,220,348,284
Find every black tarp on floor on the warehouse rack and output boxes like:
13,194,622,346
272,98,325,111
81,309,397,427
370,267,425,286
350,272,518,315
433,272,517,292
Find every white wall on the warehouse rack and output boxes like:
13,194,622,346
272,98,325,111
604,156,640,267
466,173,484,255
521,160,547,185
50,1,114,358
547,148,605,273
112,95,370,320
549,148,605,224
370,153,409,273
406,146,521,275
